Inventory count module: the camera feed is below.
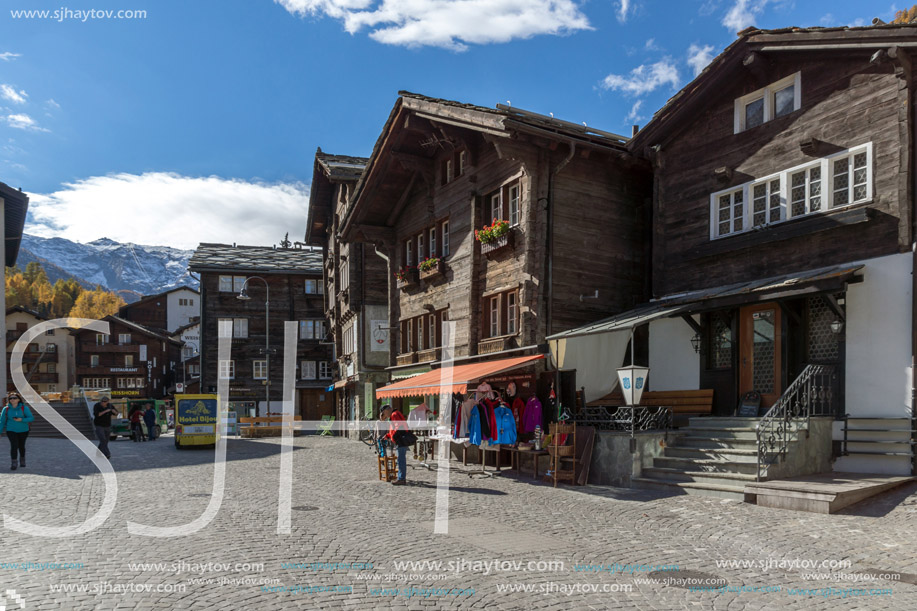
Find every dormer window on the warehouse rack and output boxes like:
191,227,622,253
734,72,801,133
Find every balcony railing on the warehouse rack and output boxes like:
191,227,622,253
396,352,417,366
419,259,446,282
477,334,519,355
416,347,441,363
480,229,515,257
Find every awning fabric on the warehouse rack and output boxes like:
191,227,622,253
376,354,544,399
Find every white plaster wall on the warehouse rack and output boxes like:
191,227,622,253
844,252,912,418
648,316,700,391
834,252,913,476
167,288,200,332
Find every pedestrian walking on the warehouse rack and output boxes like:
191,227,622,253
0,393,34,470
93,397,117,459
143,403,157,441
129,405,146,442
380,405,414,486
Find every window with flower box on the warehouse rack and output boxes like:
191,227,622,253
484,180,521,228
710,143,872,239
482,289,520,339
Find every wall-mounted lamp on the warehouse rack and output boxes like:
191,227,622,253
830,319,845,335
579,290,599,303
690,332,703,354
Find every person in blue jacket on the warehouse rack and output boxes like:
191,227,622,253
0,393,34,470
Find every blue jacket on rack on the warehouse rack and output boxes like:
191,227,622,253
492,406,517,445
467,405,483,445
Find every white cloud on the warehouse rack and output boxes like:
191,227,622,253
644,37,660,51
849,17,865,26
275,0,592,51
819,12,834,25
625,100,643,124
601,57,680,96
616,0,633,23
687,43,715,76
1,84,28,104
4,113,47,132
45,99,61,110
0,52,21,62
722,0,768,33
26,172,311,250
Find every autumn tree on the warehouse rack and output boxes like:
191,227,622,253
69,288,125,319
49,278,82,318
892,6,917,23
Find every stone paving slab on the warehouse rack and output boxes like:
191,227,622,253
0,435,914,609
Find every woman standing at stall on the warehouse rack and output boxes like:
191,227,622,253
0,393,34,470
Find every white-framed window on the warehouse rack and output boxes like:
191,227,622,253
459,150,467,176
429,227,436,258
508,184,520,227
417,233,424,262
182,347,194,359
490,192,503,222
45,343,57,353
125,355,134,367
343,323,355,356
300,319,326,340
96,334,109,345
442,221,450,257
339,259,350,290
219,360,235,380
83,377,110,389
119,333,131,345
507,291,518,334
318,361,332,379
428,314,436,349
489,295,501,337
711,142,873,239
46,329,54,336
218,318,248,338
90,355,100,367
417,318,424,352
301,360,317,380
735,72,801,133
48,384,56,392
253,360,267,380
445,159,454,183
47,362,57,374
218,276,247,293
406,240,414,267
305,279,323,294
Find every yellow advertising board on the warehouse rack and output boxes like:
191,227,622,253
174,393,219,449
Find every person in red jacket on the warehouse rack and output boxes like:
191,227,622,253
381,405,408,485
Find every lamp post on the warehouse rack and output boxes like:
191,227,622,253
237,276,269,417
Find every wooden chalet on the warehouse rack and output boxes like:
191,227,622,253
552,23,917,493
188,244,334,420
342,92,651,412
305,150,390,427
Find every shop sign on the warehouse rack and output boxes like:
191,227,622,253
111,368,139,373
112,390,141,397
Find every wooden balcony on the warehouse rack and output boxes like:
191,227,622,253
10,350,59,363
419,259,446,282
396,268,419,291
396,352,417,366
31,373,60,383
416,347,441,363
477,334,519,355
480,229,515,257
79,343,142,353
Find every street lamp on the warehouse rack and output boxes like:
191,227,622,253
237,276,269,417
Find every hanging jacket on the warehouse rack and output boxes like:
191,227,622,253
482,398,499,440
460,398,474,437
522,396,543,433
477,401,492,440
511,397,525,432
467,405,484,445
493,406,517,445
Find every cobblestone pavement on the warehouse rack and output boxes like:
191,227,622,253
0,435,915,610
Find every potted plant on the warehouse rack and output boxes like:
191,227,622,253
394,266,418,288
475,219,514,255
418,256,445,280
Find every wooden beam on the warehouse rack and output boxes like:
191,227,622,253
823,294,846,322
777,300,803,326
386,172,419,226
681,314,702,334
349,224,395,249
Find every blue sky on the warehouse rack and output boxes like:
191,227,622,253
0,0,896,248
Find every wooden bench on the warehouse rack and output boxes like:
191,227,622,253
588,389,714,426
239,415,302,438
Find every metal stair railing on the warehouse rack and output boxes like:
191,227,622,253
755,364,837,481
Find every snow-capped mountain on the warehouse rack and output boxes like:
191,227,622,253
19,234,197,298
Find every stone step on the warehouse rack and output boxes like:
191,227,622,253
664,446,759,462
687,417,760,428
653,456,758,475
681,428,760,440
642,467,757,488
676,436,758,449
631,476,747,501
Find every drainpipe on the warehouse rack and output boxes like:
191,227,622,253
372,243,392,418
549,142,576,417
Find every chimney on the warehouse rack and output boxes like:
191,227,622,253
632,125,639,137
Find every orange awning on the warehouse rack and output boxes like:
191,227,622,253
376,354,545,399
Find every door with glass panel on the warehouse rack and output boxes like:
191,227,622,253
739,303,782,409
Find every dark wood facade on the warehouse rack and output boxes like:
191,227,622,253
189,245,334,419
73,316,182,400
343,93,651,372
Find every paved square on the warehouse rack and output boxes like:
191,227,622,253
0,434,915,609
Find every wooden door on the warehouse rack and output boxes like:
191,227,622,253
739,303,782,408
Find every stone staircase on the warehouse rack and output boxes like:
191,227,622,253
633,417,809,500
26,402,96,439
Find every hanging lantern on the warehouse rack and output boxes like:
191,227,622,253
617,365,650,406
